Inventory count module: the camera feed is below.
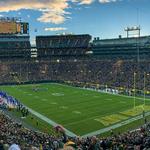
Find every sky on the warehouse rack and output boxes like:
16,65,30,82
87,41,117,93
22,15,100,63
0,0,150,44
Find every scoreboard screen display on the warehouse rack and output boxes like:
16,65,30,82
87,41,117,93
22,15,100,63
16,23,21,34
0,22,17,34
0,20,29,34
23,23,28,34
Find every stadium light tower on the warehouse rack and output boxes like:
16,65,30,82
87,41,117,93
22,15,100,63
124,26,141,62
124,26,140,38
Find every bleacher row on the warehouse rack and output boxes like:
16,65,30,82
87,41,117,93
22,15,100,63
0,59,149,91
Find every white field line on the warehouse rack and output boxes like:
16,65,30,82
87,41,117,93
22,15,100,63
24,106,77,137
82,111,150,137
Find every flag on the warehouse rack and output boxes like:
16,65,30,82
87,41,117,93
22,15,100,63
0,91,21,109
64,141,76,149
0,97,4,105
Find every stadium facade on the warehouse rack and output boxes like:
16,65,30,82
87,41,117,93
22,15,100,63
0,35,31,59
92,36,150,60
36,34,91,58
0,17,30,59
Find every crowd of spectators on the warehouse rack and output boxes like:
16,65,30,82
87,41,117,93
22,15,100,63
0,59,149,91
1,111,150,150
0,112,65,150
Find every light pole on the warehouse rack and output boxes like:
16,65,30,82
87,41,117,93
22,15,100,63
134,72,136,108
143,72,146,106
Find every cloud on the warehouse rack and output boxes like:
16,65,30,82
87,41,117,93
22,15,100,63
37,10,70,24
18,12,21,15
0,0,121,24
80,0,94,4
0,0,69,24
73,0,120,4
99,0,117,3
72,0,94,5
44,27,67,31
27,15,30,18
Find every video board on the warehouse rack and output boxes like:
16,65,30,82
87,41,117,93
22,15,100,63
0,21,29,34
0,22,17,34
23,23,28,34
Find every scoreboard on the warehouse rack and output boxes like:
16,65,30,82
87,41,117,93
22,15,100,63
0,21,29,34
0,22,17,34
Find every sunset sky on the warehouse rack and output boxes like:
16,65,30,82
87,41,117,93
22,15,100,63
0,0,149,44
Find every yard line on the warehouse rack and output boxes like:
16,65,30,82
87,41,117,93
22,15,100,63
60,106,68,109
42,99,47,101
24,105,77,137
82,111,150,138
51,102,57,105
72,111,81,114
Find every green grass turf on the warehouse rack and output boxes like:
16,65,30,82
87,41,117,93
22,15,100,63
0,83,150,136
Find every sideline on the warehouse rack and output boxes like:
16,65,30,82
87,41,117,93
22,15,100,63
25,106,77,137
54,83,150,101
82,111,150,137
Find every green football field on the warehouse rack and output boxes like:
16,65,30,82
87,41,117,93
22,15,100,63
0,83,150,136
